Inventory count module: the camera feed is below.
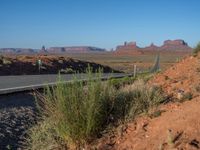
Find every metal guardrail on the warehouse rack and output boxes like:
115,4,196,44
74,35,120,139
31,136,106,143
0,73,133,95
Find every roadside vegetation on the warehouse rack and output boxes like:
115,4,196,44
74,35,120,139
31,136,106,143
193,42,200,56
26,69,164,149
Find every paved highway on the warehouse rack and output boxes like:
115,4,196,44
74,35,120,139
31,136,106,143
0,73,131,94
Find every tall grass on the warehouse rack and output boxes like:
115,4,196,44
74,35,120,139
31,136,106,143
27,70,164,149
29,69,115,149
111,80,163,122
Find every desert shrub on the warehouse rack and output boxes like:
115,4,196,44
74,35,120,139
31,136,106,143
108,72,152,89
26,119,67,150
28,70,115,149
108,76,136,89
27,71,163,149
193,42,200,56
112,80,163,122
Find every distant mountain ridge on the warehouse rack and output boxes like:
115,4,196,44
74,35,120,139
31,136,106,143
115,39,193,54
46,46,106,53
0,39,193,55
0,48,38,54
0,46,106,54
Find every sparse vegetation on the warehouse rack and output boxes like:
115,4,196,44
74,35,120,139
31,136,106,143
193,42,200,56
108,76,136,89
26,69,164,149
113,80,163,122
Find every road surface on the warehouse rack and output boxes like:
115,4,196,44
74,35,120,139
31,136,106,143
0,73,130,94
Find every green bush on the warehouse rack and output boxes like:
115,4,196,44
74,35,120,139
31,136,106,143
28,70,115,149
27,71,164,149
112,80,163,122
108,76,136,89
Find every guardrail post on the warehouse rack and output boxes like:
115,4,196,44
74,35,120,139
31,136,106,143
134,64,137,78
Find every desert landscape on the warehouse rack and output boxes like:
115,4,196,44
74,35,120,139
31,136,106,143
1,0,200,150
0,42,199,149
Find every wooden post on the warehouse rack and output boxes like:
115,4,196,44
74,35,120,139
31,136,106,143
134,64,137,78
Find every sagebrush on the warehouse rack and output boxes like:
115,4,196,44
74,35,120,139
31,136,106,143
27,71,163,149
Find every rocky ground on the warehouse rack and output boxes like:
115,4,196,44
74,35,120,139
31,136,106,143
0,93,36,150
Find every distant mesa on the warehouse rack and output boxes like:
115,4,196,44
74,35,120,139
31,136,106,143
0,39,192,55
0,48,37,54
0,46,106,54
39,45,48,53
115,42,144,55
47,46,106,53
115,39,192,54
160,39,192,51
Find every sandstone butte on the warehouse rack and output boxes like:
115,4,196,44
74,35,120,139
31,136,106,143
115,39,193,55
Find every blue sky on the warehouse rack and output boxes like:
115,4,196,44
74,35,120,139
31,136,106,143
0,0,200,49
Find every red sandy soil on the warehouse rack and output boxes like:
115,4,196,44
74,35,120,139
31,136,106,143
96,53,200,150
149,54,200,99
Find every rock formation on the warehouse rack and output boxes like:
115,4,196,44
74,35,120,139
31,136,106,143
0,48,37,54
160,39,192,51
115,41,143,55
47,46,106,53
115,39,192,55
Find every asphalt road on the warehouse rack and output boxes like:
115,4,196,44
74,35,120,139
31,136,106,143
0,73,130,94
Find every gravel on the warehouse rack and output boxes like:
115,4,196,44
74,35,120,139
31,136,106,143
0,93,37,150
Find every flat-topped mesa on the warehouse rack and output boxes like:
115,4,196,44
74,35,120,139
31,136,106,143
164,39,188,46
161,39,192,51
116,41,139,51
0,48,37,54
115,41,143,55
47,46,106,53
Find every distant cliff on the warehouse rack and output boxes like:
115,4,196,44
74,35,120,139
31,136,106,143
115,42,144,55
0,40,193,55
0,46,106,54
0,48,37,54
115,39,192,54
160,40,192,51
47,46,106,53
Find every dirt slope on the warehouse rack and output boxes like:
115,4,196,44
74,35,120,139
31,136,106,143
113,97,200,150
149,53,200,99
99,53,200,150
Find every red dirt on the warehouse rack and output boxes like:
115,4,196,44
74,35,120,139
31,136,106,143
113,97,200,150
149,54,200,99
96,53,200,150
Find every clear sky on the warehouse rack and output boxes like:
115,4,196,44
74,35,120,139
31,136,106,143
0,0,200,49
